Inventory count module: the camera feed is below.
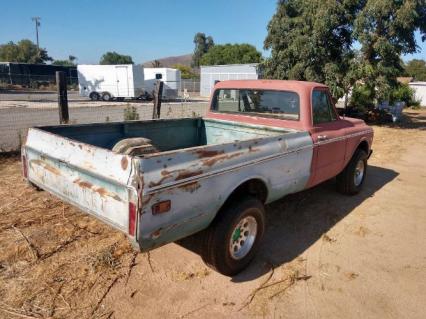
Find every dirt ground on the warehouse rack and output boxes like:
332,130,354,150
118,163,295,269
0,110,425,319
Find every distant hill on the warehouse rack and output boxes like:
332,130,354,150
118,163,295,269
143,54,193,68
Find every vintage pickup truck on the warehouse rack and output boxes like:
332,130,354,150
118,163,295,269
22,80,373,275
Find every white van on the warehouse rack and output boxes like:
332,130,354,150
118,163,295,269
77,64,144,101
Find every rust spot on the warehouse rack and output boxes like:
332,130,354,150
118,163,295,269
78,144,83,150
30,159,61,176
151,229,161,239
193,149,225,158
73,178,93,189
121,157,128,170
176,170,203,181
161,170,172,176
70,142,75,146
94,187,123,202
178,181,201,193
201,152,244,167
249,146,260,153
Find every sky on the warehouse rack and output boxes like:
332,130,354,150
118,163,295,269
1,0,425,64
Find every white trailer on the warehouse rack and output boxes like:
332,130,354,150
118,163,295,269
77,64,144,101
143,68,181,99
200,64,259,97
409,82,426,107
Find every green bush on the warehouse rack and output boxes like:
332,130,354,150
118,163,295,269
124,105,139,121
390,83,420,107
349,84,375,112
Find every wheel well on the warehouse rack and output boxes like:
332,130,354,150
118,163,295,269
221,179,268,209
357,140,369,154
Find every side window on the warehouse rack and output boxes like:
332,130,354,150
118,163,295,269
155,73,162,80
312,90,336,124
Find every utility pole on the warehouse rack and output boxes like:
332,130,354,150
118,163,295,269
31,17,41,49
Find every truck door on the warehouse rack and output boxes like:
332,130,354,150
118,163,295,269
309,88,349,186
115,66,129,97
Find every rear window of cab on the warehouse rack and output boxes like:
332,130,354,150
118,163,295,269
211,89,300,121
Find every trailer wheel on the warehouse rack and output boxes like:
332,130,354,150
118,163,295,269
201,196,265,276
336,149,368,195
102,92,112,101
89,92,100,101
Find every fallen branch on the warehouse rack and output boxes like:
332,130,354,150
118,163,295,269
268,274,311,300
238,262,275,311
12,225,40,261
146,252,154,273
91,276,121,315
125,252,138,285
179,303,210,318
0,303,43,319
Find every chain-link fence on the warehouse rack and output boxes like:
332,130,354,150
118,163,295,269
0,75,207,153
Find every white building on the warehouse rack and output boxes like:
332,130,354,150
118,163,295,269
200,63,259,97
409,82,426,107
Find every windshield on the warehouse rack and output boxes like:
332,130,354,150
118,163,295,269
212,89,300,120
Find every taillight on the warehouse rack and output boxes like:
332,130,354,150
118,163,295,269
128,202,137,236
22,154,28,178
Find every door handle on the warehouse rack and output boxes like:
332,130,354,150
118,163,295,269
317,135,328,141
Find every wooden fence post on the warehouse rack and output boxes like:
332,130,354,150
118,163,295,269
56,71,69,124
152,80,164,119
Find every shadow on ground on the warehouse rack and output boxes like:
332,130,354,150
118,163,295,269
178,165,398,282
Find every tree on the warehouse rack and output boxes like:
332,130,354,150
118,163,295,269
404,59,426,81
200,43,262,66
151,60,161,68
52,55,77,66
0,39,52,64
353,0,426,102
263,0,362,99
99,51,133,65
192,32,214,67
172,64,198,79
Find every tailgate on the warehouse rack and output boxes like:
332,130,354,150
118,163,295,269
23,128,135,235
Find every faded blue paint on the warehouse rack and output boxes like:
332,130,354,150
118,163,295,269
23,118,313,252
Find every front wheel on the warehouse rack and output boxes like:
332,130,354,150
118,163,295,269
201,196,265,276
336,149,368,195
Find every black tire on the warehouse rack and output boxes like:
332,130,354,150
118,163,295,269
102,92,112,101
336,149,368,195
89,92,99,101
201,196,265,276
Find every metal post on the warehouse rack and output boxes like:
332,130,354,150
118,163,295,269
152,80,163,119
56,71,69,124
31,17,41,50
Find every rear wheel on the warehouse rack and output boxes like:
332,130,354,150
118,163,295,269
89,92,99,101
102,92,112,101
336,149,368,195
201,196,265,276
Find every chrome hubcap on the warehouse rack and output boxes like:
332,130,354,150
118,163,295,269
354,159,365,186
229,216,257,260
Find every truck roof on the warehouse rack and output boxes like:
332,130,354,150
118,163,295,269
214,79,328,93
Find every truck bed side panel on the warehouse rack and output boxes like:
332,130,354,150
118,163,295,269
138,131,313,250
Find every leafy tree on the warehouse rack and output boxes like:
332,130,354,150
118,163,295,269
151,60,162,68
99,51,133,65
52,56,77,66
353,0,426,102
263,0,362,99
172,64,198,79
192,32,214,67
0,39,52,64
404,59,426,81
200,44,262,66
